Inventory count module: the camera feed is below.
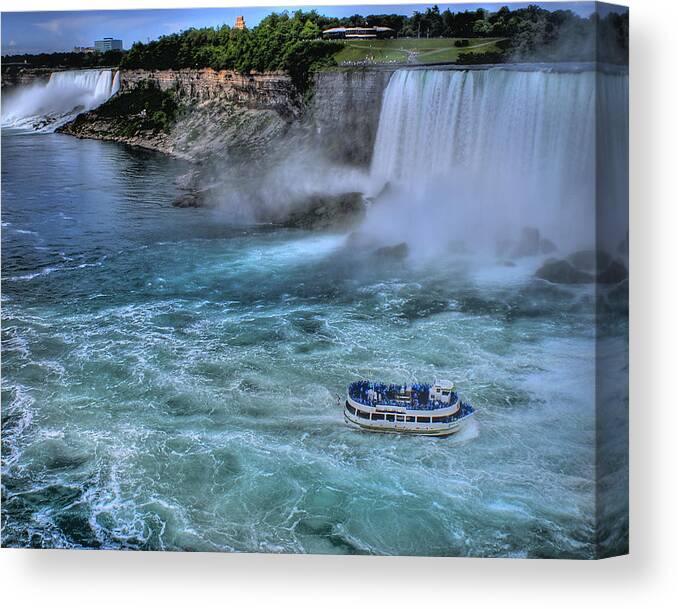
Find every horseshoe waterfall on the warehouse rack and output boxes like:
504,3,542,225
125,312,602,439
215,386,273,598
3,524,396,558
368,67,629,255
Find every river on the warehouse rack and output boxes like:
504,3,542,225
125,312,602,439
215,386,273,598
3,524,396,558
1,66,627,557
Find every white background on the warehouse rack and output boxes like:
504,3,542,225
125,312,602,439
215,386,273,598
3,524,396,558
1,0,676,607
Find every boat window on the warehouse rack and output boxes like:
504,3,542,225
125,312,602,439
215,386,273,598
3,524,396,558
371,413,385,420
406,416,415,422
357,409,370,419
385,414,395,422
346,404,356,415
417,416,431,423
432,416,449,423
396,416,405,422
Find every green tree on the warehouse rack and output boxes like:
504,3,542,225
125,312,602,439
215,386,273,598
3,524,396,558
300,19,321,40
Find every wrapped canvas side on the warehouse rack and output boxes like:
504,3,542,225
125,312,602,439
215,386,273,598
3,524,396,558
594,1,630,558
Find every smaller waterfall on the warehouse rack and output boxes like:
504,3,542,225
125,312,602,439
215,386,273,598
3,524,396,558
1,69,121,132
111,70,121,96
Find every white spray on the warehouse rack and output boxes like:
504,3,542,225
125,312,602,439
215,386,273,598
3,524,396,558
365,67,628,257
1,69,121,132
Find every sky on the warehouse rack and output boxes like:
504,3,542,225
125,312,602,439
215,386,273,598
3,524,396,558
1,2,603,55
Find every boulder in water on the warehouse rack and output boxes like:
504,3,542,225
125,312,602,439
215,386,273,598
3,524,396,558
373,242,409,260
535,260,594,284
171,181,222,208
345,230,372,250
511,227,541,258
567,249,612,271
503,229,557,257
495,235,513,257
539,238,558,254
172,191,205,208
598,260,628,284
281,192,365,230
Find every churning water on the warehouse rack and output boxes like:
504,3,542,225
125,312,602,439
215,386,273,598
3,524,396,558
1,69,120,132
1,67,628,556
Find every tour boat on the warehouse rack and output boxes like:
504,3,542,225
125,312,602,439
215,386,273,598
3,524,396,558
344,380,475,436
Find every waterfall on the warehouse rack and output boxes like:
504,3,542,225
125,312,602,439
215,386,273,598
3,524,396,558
111,70,121,96
1,69,120,132
368,67,629,255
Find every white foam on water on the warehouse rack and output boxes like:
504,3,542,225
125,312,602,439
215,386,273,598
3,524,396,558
0,67,627,556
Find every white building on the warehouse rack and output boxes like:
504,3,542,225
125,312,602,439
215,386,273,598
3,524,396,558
94,38,123,52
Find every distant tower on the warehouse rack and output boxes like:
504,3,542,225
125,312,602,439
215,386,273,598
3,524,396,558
235,15,246,30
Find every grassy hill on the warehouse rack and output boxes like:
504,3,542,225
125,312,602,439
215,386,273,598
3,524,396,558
333,37,507,65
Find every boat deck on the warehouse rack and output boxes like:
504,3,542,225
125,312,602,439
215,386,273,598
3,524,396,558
345,381,475,436
348,380,458,411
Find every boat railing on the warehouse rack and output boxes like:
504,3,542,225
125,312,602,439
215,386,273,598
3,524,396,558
345,398,475,422
347,381,463,412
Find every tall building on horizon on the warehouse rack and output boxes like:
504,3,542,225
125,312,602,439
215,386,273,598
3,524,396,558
94,37,123,52
235,15,246,30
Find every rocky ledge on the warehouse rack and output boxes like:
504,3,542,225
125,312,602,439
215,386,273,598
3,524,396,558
57,113,175,155
278,192,367,231
173,187,367,231
535,249,628,285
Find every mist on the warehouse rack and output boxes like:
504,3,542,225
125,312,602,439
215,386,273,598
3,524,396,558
197,148,374,225
2,64,628,266
186,65,628,269
354,67,628,262
1,69,120,131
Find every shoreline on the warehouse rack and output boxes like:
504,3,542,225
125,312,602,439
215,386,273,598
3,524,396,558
55,117,180,159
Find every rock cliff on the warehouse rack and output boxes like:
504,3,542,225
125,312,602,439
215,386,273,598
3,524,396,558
121,68,303,121
306,68,395,166
51,66,396,222
1,66,54,88
55,66,395,167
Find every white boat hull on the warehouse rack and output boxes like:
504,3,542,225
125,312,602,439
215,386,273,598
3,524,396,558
343,399,472,437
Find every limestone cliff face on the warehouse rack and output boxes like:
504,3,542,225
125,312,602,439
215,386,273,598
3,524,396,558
115,67,396,165
57,69,299,162
1,67,54,88
56,66,396,168
306,68,395,166
121,69,302,121
49,65,398,220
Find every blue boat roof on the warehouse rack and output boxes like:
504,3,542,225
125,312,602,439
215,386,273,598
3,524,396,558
348,380,471,412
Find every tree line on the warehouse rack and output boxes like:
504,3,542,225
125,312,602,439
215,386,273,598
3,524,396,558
121,11,342,91
2,5,628,83
1,49,124,69
119,5,627,73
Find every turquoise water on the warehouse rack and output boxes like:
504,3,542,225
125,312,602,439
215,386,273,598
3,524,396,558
1,131,624,556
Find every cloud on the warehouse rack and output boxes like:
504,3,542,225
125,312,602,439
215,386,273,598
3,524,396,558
35,19,63,34
34,15,106,36
33,13,157,37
